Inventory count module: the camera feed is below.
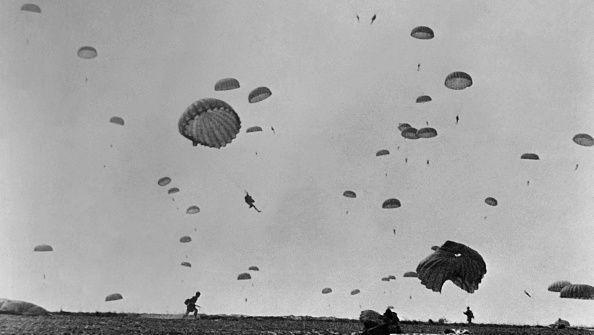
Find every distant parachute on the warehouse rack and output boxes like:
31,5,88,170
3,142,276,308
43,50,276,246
21,4,41,13
77,46,97,59
403,271,418,278
398,123,412,132
416,240,487,294
181,262,191,267
411,26,434,40
109,116,124,126
105,293,123,302
186,206,200,214
350,289,361,295
388,275,396,280
559,284,594,300
179,236,192,243
417,128,437,139
343,191,357,198
548,281,571,292
381,277,390,282
157,177,171,187
168,187,179,194
573,133,594,147
376,149,390,156
416,95,432,103
248,266,259,271
248,87,272,103
246,126,263,133
444,72,473,90
401,128,419,140
214,78,240,91
321,288,333,294
521,153,540,160
178,98,241,148
382,198,401,209
33,244,53,252
237,273,251,280
484,197,498,206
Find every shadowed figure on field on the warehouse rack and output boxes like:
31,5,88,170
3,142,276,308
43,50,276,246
245,192,261,212
183,291,201,319
463,306,474,324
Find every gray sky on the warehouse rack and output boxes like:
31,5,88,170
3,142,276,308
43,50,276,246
1,0,593,326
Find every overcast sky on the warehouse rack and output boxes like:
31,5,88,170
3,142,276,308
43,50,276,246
1,0,593,326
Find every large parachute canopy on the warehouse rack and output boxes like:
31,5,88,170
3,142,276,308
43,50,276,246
416,240,487,293
484,197,498,206
248,266,259,271
403,271,418,278
416,95,432,103
77,46,97,59
109,116,124,126
321,288,333,294
444,72,473,90
179,236,192,243
382,198,401,209
157,177,171,187
417,128,437,139
178,98,241,148
401,128,419,140
34,244,53,252
350,289,361,295
168,187,180,194
186,206,200,214
559,284,594,300
376,149,390,156
521,153,540,160
21,4,41,13
105,293,123,302
214,78,240,91
237,273,251,280
248,87,272,103
246,126,263,133
573,133,594,147
548,281,571,292
398,123,412,132
343,190,357,198
181,262,191,267
410,26,434,39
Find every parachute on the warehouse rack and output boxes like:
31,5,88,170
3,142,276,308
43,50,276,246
237,273,252,280
105,293,123,302
33,244,53,252
401,128,419,140
398,123,412,132
248,87,272,103
548,281,571,292
0,298,48,315
157,177,171,187
573,133,594,147
186,206,200,214
350,289,361,295
403,271,418,278
484,197,498,206
109,116,124,126
248,266,259,271
416,240,487,293
416,95,432,103
77,46,97,59
382,198,401,209
181,262,192,267
246,126,263,133
168,187,180,194
431,246,439,251
416,128,437,139
521,153,540,160
321,288,332,294
178,98,241,148
179,236,192,243
388,275,396,280
444,72,473,90
21,4,41,13
214,78,240,91
559,284,594,300
381,277,390,282
343,190,357,198
376,149,390,156
411,26,434,40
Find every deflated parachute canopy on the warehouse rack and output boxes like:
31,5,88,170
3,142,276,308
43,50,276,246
411,26,434,39
178,98,241,148
445,72,473,90
34,244,53,252
105,293,123,302
214,78,240,91
382,198,401,209
237,272,252,280
548,281,571,292
248,87,272,103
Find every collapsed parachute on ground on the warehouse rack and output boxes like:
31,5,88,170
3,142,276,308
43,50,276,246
21,4,41,13
178,98,241,148
382,198,401,209
179,236,192,243
246,126,263,133
417,128,437,139
34,244,53,252
485,197,498,206
445,72,473,90
416,240,487,294
321,288,332,294
105,293,123,302
401,128,419,140
0,299,48,315
376,149,390,156
181,262,191,267
157,177,171,187
403,271,418,278
168,187,179,194
214,78,240,91
559,284,594,300
521,153,539,160
548,281,571,292
416,95,432,103
573,133,594,147
77,46,97,59
237,273,251,280
248,266,259,271
343,190,356,198
411,26,434,40
186,206,200,214
248,87,272,103
398,123,412,132
350,289,361,295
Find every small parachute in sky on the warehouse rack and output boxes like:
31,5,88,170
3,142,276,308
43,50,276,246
77,46,97,59
343,190,357,198
109,116,124,126
214,78,240,91
388,275,396,280
105,293,123,302
321,288,333,294
559,284,594,300
403,271,418,278
411,26,434,40
398,123,412,132
246,126,263,133
186,206,200,214
237,273,251,280
168,187,179,194
181,262,191,268
179,236,192,243
248,266,259,271
178,98,241,148
350,289,361,295
445,72,473,90
548,281,571,292
376,149,390,156
484,197,498,206
417,127,437,139
21,4,41,13
382,198,401,209
34,244,53,252
401,128,419,140
416,95,432,103
573,133,594,147
381,277,390,282
248,87,272,103
521,153,540,160
157,177,171,187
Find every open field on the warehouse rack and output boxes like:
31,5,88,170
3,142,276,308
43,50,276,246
0,314,592,335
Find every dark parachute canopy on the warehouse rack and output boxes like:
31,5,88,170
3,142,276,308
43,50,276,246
381,277,390,282
402,128,419,140
417,127,437,139
178,98,241,148
181,262,191,267
521,153,540,160
214,78,240,91
237,272,251,280
398,123,412,132
548,281,571,292
168,187,180,194
34,244,53,252
21,4,41,13
246,126,263,133
484,197,498,206
248,266,259,271
350,289,361,295
573,133,594,147
109,116,124,126
105,293,123,302
321,288,332,294
248,87,272,103
403,271,418,278
445,72,473,90
157,177,171,187
416,240,487,294
411,26,434,40
416,95,432,103
343,190,357,198
376,149,390,156
388,275,396,280
382,198,401,209
559,284,594,300
179,236,192,243
77,46,97,59
186,206,200,214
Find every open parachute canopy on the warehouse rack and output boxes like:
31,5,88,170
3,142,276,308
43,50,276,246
382,198,401,209
248,87,272,103
178,98,241,148
350,289,361,295
248,266,259,271
237,272,251,280
548,281,571,292
77,46,97,59
485,197,498,206
417,127,437,139
445,72,473,90
21,3,41,13
521,153,540,160
376,149,390,156
343,190,357,198
105,293,123,302
321,288,332,294
401,127,419,140
416,95,432,103
157,177,171,187
411,26,434,39
403,271,418,278
186,206,200,214
573,133,594,147
214,78,240,91
179,236,192,243
559,284,594,300
34,244,53,252
246,126,263,133
168,187,180,194
381,277,390,282
416,240,487,294
109,116,124,126
398,123,412,132
181,262,192,267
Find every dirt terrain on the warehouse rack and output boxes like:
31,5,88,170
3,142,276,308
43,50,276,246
0,314,591,335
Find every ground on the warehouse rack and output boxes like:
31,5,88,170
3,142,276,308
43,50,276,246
0,314,591,335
